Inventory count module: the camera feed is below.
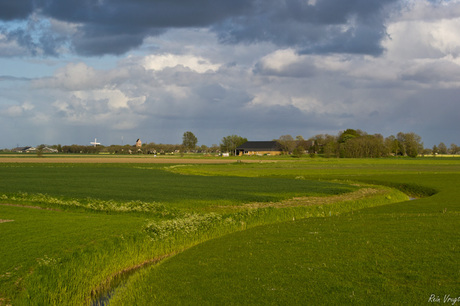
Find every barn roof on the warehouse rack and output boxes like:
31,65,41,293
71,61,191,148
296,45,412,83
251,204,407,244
12,146,32,152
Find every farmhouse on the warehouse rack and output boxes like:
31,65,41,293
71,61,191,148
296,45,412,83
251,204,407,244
12,146,34,153
236,141,283,156
11,146,58,153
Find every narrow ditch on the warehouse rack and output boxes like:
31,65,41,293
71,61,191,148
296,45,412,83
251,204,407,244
90,253,174,306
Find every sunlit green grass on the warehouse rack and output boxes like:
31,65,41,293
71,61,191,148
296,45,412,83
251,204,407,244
114,211,458,305
109,158,460,305
0,161,359,304
11,185,405,305
1,157,459,305
0,204,148,301
169,157,460,178
0,163,354,210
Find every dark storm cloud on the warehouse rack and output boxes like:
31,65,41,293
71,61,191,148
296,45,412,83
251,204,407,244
0,0,397,56
71,25,158,56
214,0,398,55
40,0,252,27
0,1,34,21
34,0,254,56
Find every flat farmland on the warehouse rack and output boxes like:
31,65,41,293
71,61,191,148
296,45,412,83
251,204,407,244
0,156,240,163
0,156,459,305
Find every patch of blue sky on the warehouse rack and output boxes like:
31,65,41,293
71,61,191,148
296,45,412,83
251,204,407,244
1,17,119,78
0,58,56,78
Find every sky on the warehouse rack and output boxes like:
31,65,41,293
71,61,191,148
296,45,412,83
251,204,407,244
1,0,459,148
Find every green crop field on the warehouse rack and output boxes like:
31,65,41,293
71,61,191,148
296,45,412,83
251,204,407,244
0,163,355,210
0,157,459,305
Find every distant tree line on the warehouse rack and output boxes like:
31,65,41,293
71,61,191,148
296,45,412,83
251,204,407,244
430,142,460,155
274,129,459,158
305,130,424,158
4,129,458,158
57,131,220,155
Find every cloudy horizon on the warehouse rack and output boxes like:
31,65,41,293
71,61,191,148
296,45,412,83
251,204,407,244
1,0,460,148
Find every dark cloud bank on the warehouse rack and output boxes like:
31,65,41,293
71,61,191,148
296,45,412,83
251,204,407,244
1,0,398,56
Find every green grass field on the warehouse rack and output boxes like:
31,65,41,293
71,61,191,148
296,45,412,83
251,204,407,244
0,157,459,305
0,163,354,210
113,213,458,305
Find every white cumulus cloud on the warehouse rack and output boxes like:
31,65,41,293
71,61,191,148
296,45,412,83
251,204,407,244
142,54,221,73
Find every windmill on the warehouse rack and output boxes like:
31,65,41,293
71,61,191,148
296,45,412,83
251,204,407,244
90,138,101,147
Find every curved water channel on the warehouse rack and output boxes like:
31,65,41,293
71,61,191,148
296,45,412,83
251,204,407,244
91,254,174,306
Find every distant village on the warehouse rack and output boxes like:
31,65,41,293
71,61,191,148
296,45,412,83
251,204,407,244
3,129,459,158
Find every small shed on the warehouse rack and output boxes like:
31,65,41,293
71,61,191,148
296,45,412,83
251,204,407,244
235,141,282,156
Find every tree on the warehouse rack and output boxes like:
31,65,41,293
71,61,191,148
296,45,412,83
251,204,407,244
438,142,448,155
340,134,386,158
422,148,432,156
199,144,209,153
385,135,400,156
308,134,338,157
449,143,459,155
294,135,309,157
432,145,438,156
36,144,46,157
292,146,304,158
323,135,339,158
182,131,198,152
277,135,296,154
209,144,220,154
308,135,323,154
220,135,247,155
338,129,363,144
397,132,422,158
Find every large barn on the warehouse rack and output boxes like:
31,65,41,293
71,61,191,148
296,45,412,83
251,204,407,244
235,141,283,156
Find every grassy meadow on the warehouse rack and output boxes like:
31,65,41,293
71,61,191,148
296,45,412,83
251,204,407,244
0,156,459,305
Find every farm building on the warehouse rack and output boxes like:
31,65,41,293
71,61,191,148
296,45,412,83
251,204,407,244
11,146,34,153
11,146,58,153
236,141,283,156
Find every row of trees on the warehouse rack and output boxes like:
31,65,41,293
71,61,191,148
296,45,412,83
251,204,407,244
432,142,460,155
276,129,459,158
8,130,458,158
305,130,424,158
133,130,458,158
58,132,217,155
